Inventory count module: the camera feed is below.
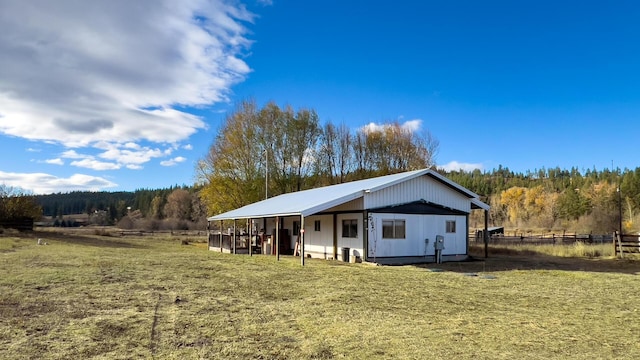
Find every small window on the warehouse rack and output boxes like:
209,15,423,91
314,220,321,232
382,219,406,239
342,219,358,238
293,221,300,235
446,220,456,233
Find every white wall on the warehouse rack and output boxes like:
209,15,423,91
368,213,467,258
300,213,365,261
365,176,471,213
301,214,334,259
334,213,364,260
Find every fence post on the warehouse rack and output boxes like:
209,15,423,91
618,232,624,258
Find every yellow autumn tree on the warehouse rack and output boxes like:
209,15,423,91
500,186,527,226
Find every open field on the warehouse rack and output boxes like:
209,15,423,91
2,229,640,359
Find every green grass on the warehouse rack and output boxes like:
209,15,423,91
2,230,640,359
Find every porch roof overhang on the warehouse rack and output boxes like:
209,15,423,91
471,198,490,211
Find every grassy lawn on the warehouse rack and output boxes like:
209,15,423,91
1,230,640,359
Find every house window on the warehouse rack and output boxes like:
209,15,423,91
314,220,321,232
446,220,456,233
293,221,300,235
382,219,406,239
342,219,358,238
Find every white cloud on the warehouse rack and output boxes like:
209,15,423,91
45,158,64,165
70,158,121,171
183,144,193,150
0,171,117,194
0,0,252,148
61,150,89,159
27,148,40,152
160,156,187,167
401,119,422,132
439,161,484,172
59,142,181,170
362,119,423,133
98,145,165,166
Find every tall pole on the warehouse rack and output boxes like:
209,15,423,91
618,186,623,236
614,160,622,236
265,146,269,200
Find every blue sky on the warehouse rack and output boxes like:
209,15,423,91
1,0,639,194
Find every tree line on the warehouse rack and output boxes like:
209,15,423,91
446,166,639,234
197,100,439,215
0,185,42,228
33,186,208,230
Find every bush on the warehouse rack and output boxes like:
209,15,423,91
116,217,135,230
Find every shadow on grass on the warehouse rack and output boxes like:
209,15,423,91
32,230,148,249
416,248,640,275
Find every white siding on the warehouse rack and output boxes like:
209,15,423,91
365,176,471,213
335,213,364,261
368,213,467,258
301,215,334,259
326,198,364,212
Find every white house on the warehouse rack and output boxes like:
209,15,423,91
207,169,489,265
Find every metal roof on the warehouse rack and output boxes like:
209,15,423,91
207,169,489,221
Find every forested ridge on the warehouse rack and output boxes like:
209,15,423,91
33,186,208,230
447,166,639,233
28,165,640,234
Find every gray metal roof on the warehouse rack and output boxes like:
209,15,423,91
207,169,489,221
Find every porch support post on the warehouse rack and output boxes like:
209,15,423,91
219,220,223,253
275,216,280,261
465,213,469,256
300,215,305,266
248,218,252,256
332,213,338,260
363,211,369,262
233,219,237,254
484,209,489,258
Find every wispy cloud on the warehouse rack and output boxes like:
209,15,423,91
0,0,253,164
362,119,422,133
439,161,484,172
45,158,64,166
0,171,117,194
160,157,187,167
69,158,121,171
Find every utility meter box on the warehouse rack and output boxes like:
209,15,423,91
435,235,445,250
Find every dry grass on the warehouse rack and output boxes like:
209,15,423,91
2,230,640,359
471,241,617,258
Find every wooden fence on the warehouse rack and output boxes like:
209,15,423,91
613,231,640,257
471,231,611,246
0,217,34,231
208,232,257,254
